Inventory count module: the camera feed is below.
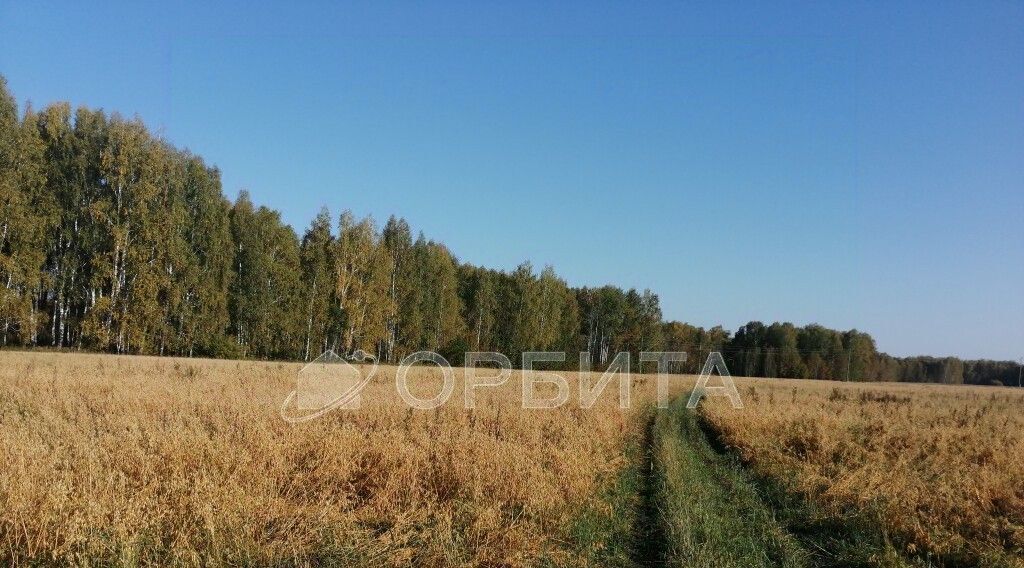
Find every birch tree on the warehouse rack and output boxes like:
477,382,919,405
0,81,51,345
334,211,390,355
299,208,335,360
382,215,412,362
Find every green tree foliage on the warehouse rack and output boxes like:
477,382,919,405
0,76,1016,386
175,158,235,357
229,192,303,359
44,106,106,349
382,215,413,362
0,79,51,345
458,265,498,352
334,211,390,355
299,208,336,360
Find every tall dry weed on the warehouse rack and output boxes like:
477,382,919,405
703,379,1024,566
0,352,654,566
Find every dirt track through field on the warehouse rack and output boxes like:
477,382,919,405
632,414,668,566
639,400,816,568
645,398,929,568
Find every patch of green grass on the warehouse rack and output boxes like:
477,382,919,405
692,409,919,568
559,398,924,568
553,409,649,567
653,397,811,567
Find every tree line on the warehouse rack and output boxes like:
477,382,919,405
0,77,1018,386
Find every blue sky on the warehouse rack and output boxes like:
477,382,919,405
2,1,1022,360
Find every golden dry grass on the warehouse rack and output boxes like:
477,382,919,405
701,378,1024,567
7,351,1023,567
0,351,660,567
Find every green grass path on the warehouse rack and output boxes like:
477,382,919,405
638,397,918,568
567,397,917,567
647,398,811,567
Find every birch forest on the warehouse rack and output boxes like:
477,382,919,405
0,76,1017,385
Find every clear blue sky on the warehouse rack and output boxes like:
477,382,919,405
2,1,1022,360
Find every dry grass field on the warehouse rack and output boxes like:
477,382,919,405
0,351,664,566
3,351,1024,567
701,379,1024,567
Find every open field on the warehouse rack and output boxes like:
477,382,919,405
701,379,1024,567
1,351,1023,567
0,351,665,566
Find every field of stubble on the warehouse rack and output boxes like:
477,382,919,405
0,351,666,566
701,379,1024,567
2,351,1023,567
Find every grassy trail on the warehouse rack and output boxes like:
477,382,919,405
637,397,915,568
644,398,810,567
632,414,669,566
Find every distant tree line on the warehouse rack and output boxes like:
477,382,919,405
0,78,1018,385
